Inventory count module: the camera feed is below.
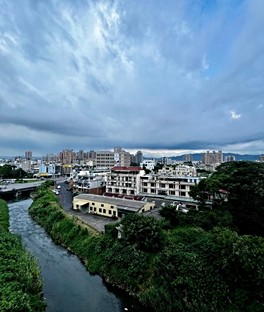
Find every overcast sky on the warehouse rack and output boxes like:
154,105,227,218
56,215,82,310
0,0,263,158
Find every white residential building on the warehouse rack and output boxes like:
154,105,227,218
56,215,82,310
141,159,156,170
106,166,145,196
158,164,197,176
140,174,201,199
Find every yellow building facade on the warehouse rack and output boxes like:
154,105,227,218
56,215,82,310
73,194,154,218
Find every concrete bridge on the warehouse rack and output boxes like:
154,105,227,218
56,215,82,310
0,181,43,201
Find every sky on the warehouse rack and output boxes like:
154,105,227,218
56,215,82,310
0,0,263,158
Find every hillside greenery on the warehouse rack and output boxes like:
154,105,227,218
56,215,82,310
0,199,45,312
28,179,264,312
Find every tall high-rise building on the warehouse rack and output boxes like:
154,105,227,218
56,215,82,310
135,151,143,165
225,155,236,162
60,149,74,164
183,154,192,162
77,150,84,161
202,151,223,165
25,150,32,160
88,150,96,160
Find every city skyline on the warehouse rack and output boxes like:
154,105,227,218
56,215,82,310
0,147,262,160
0,0,263,156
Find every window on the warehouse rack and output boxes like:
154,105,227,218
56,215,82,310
101,204,104,207
92,202,95,205
109,210,112,214
99,208,102,213
94,207,96,212
110,205,114,209
103,209,106,214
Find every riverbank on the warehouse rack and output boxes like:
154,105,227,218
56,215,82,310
29,183,154,310
29,182,264,312
0,199,45,311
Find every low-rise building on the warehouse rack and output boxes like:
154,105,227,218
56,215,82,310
73,194,155,218
141,159,156,171
74,175,106,195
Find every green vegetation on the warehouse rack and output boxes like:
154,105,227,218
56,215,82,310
29,174,264,312
0,199,45,311
190,161,264,236
0,164,27,180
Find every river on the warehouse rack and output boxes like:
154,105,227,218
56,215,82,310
8,198,144,312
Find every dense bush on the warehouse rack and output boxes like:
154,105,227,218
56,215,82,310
0,199,9,231
0,200,45,311
160,205,234,230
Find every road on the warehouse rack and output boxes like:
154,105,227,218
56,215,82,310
0,181,43,192
56,181,118,232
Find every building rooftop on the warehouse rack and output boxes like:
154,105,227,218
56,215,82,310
111,166,142,171
74,193,146,212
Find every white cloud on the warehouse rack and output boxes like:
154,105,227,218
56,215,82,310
230,111,241,120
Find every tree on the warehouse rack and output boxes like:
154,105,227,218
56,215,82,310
121,214,164,252
190,161,264,236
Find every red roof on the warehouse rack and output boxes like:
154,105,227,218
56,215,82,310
111,166,142,171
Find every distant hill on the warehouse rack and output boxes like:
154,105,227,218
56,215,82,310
151,153,261,162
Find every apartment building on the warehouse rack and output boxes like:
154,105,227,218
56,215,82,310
140,174,201,198
183,154,192,162
95,148,131,168
74,175,106,195
225,155,236,162
25,150,32,160
106,166,145,196
60,149,75,165
142,159,156,170
95,151,115,168
202,151,223,165
135,151,143,165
